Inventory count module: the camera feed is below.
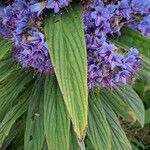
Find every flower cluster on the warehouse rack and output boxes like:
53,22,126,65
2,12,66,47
0,0,52,72
13,28,52,73
0,0,72,72
130,0,150,36
0,0,37,39
0,0,149,89
83,0,148,88
87,42,140,88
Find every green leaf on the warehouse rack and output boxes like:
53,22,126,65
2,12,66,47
44,4,88,137
133,79,145,97
0,38,12,60
143,90,150,109
145,108,150,126
101,99,132,150
88,92,111,150
42,139,49,150
85,137,95,150
100,88,137,123
131,144,139,150
69,127,80,150
9,116,26,150
0,89,30,145
24,76,45,150
113,85,145,126
44,75,70,150
0,58,16,82
109,26,150,58
1,120,23,150
0,70,33,121
142,57,150,73
138,57,150,84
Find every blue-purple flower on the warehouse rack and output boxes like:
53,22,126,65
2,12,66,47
46,0,70,13
116,0,132,20
115,70,130,84
13,28,52,73
29,1,46,16
138,15,150,36
0,0,37,40
83,0,141,89
131,0,150,15
91,6,113,26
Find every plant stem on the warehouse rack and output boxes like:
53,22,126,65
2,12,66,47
78,139,86,150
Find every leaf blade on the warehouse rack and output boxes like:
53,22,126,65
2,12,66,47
24,77,45,150
44,75,70,150
44,4,88,137
101,98,132,150
113,85,145,126
100,88,137,123
88,92,111,150
109,26,150,58
0,93,30,145
0,70,33,121
0,38,12,60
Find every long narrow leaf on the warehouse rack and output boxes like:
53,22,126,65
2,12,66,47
9,116,26,150
0,89,31,145
138,57,150,84
44,4,88,137
24,76,45,150
88,92,111,150
113,85,145,126
1,120,23,150
0,58,16,82
69,127,80,150
44,75,70,150
109,26,150,58
0,71,33,121
101,99,132,150
0,38,12,60
100,88,137,123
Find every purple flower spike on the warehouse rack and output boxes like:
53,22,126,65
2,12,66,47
83,0,142,89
